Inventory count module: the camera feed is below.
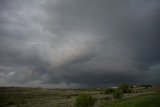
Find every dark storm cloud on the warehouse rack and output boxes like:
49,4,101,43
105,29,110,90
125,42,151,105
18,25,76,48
0,0,160,88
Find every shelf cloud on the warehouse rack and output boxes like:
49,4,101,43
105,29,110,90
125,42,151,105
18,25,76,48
0,0,160,88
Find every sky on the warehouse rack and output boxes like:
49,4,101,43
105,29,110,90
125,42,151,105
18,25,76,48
0,0,160,88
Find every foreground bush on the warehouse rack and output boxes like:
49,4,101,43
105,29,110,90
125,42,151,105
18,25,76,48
113,89,123,100
75,94,95,107
105,88,115,94
119,83,131,94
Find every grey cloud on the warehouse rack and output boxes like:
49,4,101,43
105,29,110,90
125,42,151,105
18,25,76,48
0,0,160,88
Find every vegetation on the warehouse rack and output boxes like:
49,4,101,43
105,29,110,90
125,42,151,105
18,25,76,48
105,88,115,94
141,84,152,89
119,83,131,94
105,88,123,100
0,85,159,107
75,94,95,107
113,89,123,100
0,87,78,107
104,93,160,107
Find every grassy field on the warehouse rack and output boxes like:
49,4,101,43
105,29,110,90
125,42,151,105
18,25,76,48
0,87,77,107
104,93,160,107
0,87,159,107
0,87,101,107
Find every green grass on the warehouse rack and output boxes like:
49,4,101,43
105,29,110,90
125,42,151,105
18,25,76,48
0,87,78,107
104,93,160,107
0,87,159,107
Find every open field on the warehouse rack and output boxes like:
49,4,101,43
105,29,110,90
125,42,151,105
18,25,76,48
0,87,159,107
104,93,160,107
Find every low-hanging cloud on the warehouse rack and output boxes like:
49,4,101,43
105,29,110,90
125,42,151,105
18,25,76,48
0,0,160,88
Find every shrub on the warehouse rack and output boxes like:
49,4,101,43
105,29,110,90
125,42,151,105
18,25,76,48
119,83,131,94
105,88,115,94
21,99,26,104
6,101,15,105
75,94,95,107
113,89,123,100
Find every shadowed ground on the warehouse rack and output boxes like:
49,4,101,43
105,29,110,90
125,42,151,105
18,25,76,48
104,93,160,107
0,87,159,107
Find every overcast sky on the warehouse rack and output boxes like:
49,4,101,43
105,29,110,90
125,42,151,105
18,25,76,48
0,0,160,88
